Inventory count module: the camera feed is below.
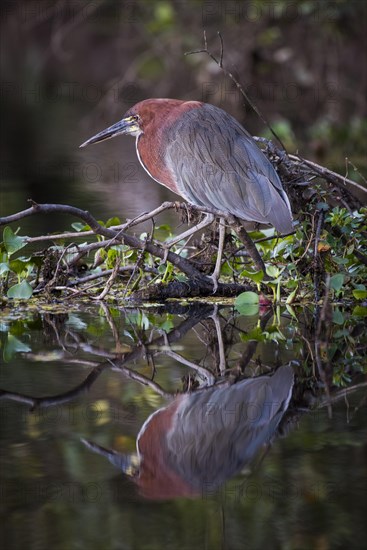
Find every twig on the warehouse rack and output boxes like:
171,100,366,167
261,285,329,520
317,381,367,408
161,349,216,385
94,257,121,300
67,239,125,267
67,265,157,286
121,201,177,230
288,154,367,195
313,209,325,303
345,158,367,185
185,31,287,150
228,217,267,275
123,236,150,297
107,359,169,397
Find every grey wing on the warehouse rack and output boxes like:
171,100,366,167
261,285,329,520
166,366,294,487
165,104,293,234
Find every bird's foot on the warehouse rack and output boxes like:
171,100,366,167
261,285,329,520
208,273,219,294
159,235,190,265
160,245,170,265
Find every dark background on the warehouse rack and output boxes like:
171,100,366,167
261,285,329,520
1,0,366,232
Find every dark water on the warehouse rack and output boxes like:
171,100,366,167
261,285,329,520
0,304,366,550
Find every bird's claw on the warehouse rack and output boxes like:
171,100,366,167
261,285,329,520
208,274,219,294
157,243,170,265
162,246,170,264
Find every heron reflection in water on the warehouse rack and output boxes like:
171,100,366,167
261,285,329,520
82,365,294,500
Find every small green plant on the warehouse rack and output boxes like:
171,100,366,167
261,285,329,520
1,226,34,298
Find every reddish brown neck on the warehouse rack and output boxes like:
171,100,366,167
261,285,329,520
136,396,197,499
136,100,202,193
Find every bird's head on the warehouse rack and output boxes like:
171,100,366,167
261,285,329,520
79,110,142,148
80,99,202,148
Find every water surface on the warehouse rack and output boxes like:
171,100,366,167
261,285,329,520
1,304,366,549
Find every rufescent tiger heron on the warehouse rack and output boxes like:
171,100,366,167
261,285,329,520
80,99,293,288
82,365,294,500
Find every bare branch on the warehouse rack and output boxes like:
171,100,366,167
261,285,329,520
288,154,367,195
185,32,287,150
217,31,224,68
0,200,213,288
94,257,121,300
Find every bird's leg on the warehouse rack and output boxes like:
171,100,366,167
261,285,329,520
210,305,226,374
164,212,215,247
159,213,215,263
209,217,226,293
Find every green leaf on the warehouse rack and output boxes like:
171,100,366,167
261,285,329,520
3,335,31,362
286,285,298,304
332,308,345,325
159,319,175,332
3,226,27,255
66,314,87,330
352,306,367,317
330,273,344,291
352,289,367,300
106,217,121,228
266,265,280,278
0,262,11,275
237,304,259,316
240,270,264,284
334,329,349,339
71,222,89,232
316,202,329,211
9,258,30,276
235,291,259,315
264,328,286,342
240,326,265,342
156,224,172,232
7,280,33,299
235,291,259,305
285,304,298,320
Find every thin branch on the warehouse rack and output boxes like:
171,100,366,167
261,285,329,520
24,202,178,244
67,265,157,287
345,158,367,185
217,31,224,67
0,362,110,409
316,381,367,408
288,154,367,195
313,210,325,304
160,348,216,385
94,257,121,300
185,32,287,150
67,239,126,267
228,216,267,274
0,200,213,288
108,360,170,397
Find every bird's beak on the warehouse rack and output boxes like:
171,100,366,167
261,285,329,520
79,116,139,148
80,438,139,477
